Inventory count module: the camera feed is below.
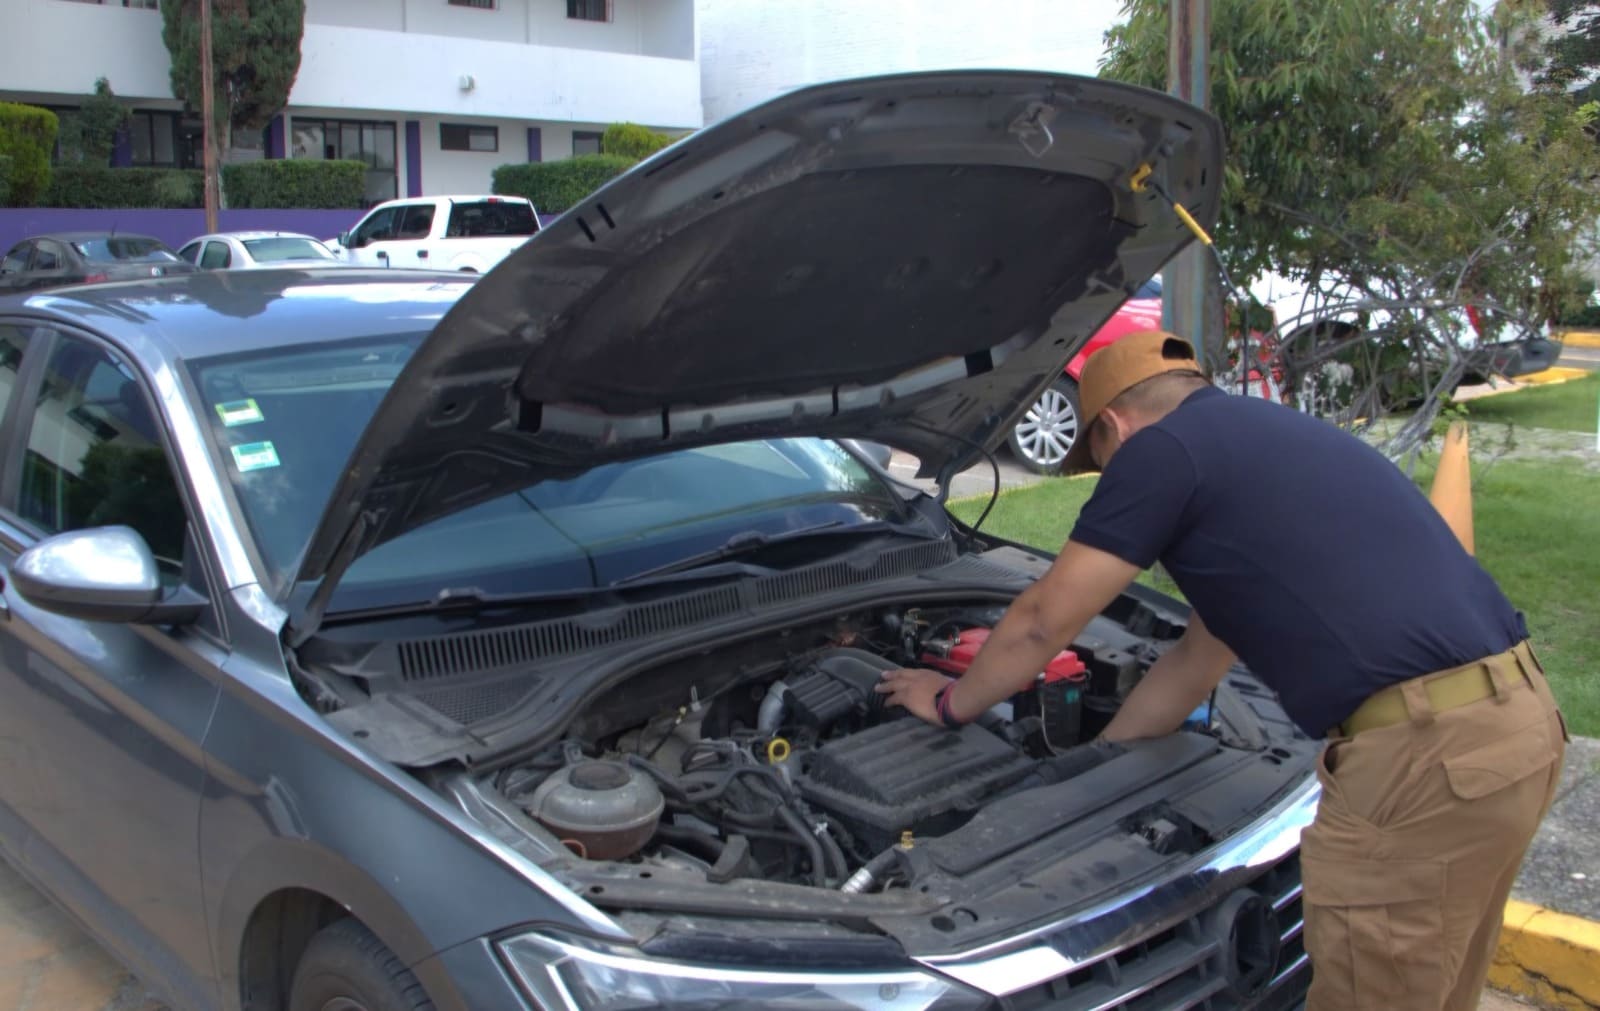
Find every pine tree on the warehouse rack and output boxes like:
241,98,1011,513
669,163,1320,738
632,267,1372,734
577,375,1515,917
161,0,306,156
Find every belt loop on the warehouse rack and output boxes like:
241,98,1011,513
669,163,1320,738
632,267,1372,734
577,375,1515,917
1400,677,1436,728
1486,657,1512,703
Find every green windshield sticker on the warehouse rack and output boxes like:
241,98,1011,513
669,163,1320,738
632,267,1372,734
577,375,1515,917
230,441,281,472
215,398,264,427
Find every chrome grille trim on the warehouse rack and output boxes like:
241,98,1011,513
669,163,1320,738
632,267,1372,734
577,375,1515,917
915,777,1319,1000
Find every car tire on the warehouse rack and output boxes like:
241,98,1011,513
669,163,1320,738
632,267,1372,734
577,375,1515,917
289,918,436,1011
1008,376,1082,475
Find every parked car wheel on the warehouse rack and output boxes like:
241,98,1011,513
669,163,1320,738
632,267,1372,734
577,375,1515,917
289,919,435,1011
1009,376,1082,474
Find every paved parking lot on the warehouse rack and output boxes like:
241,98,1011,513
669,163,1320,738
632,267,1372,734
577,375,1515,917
0,856,161,1010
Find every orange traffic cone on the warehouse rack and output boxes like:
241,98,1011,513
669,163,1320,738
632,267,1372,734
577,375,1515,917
1429,420,1475,555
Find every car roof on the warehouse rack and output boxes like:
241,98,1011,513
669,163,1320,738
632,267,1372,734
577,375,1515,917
25,231,165,243
189,231,323,242
1,269,474,362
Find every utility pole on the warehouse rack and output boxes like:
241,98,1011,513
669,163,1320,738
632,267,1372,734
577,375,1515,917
200,0,220,234
1162,0,1224,373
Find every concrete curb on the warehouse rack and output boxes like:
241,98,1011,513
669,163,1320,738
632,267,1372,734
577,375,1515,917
1557,330,1600,349
1490,900,1600,1009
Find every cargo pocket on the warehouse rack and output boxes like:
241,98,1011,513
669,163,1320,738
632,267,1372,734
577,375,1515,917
1442,721,1557,800
1301,852,1447,1009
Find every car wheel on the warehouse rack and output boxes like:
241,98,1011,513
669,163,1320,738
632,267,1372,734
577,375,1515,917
1008,377,1081,475
289,919,435,1011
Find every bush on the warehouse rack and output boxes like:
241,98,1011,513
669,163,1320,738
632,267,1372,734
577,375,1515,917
1556,302,1600,328
221,159,366,209
0,154,10,206
0,103,58,207
492,154,636,214
601,122,675,161
44,166,203,208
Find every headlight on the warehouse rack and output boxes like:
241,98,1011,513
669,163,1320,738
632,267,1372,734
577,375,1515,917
498,933,990,1010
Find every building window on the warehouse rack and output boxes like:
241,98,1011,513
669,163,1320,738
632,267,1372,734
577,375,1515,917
440,123,499,153
291,118,398,206
572,131,603,156
60,0,160,8
130,111,182,167
567,0,611,22
447,0,495,8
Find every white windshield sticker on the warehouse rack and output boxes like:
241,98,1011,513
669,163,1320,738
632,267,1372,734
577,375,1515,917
231,441,281,472
215,398,264,427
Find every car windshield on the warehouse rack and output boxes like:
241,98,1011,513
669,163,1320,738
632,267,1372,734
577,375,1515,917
70,237,179,263
242,237,336,262
187,334,909,609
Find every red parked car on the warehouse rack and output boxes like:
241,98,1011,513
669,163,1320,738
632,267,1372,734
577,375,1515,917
1007,275,1164,474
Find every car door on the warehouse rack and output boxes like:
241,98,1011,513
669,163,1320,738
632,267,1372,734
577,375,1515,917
0,326,225,1008
0,322,39,855
359,202,433,269
343,205,401,267
26,239,77,291
0,241,35,294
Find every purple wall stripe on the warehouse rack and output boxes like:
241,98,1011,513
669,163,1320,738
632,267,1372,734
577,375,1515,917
526,126,542,163
404,120,422,198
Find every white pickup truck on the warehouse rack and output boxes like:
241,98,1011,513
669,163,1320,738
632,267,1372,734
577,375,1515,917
330,194,540,273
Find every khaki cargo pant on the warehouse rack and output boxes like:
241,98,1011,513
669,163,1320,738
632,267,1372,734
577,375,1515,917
1302,643,1568,1011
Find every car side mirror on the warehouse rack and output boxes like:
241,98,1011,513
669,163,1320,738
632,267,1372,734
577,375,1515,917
11,526,205,625
339,231,355,248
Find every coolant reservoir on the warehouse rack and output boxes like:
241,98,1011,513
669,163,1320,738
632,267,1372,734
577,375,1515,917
525,760,664,860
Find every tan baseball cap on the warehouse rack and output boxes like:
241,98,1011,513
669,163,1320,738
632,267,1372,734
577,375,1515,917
1061,330,1200,473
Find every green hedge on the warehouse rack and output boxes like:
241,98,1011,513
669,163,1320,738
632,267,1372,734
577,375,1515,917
0,103,58,207
221,159,366,209
601,122,675,161
492,154,636,214
44,166,203,209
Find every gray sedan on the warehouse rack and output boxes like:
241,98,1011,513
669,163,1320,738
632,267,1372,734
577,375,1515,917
0,69,1316,1011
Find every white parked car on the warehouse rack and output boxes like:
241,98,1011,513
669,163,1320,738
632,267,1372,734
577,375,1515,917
177,231,345,271
328,194,540,273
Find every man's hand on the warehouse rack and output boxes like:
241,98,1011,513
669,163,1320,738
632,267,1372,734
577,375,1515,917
875,667,953,726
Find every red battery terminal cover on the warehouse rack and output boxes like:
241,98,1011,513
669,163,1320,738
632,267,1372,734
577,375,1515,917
921,628,1087,683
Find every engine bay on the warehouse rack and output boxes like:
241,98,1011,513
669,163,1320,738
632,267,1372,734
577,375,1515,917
484,601,1230,896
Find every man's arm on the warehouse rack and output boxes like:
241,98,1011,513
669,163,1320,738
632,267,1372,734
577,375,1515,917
1099,612,1235,741
875,540,1140,723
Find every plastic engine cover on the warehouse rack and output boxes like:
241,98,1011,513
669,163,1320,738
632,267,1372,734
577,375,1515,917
796,718,1034,851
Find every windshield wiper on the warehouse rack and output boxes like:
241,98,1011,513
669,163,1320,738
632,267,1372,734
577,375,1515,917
609,519,936,587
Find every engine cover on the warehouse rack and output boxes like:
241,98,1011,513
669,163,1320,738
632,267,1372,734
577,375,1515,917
796,718,1034,851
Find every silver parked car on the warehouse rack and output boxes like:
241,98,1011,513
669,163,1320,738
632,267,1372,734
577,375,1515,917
0,72,1315,1010
178,230,347,271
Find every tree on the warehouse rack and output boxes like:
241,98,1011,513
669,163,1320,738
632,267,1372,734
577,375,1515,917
601,122,676,161
1532,1,1600,95
1102,0,1600,462
161,0,306,156
73,78,130,166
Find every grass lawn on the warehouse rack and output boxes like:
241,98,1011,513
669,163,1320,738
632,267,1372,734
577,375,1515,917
948,459,1599,737
1460,372,1600,433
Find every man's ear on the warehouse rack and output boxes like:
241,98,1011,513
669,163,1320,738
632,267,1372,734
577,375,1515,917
1102,405,1136,442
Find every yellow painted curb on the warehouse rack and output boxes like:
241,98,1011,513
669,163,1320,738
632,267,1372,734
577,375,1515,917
1557,330,1600,349
1489,899,1600,1009
1518,366,1591,385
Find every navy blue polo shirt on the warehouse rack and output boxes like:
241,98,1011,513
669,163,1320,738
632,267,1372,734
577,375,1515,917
1069,385,1525,738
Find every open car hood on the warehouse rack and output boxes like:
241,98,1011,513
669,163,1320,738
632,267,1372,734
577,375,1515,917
292,71,1222,618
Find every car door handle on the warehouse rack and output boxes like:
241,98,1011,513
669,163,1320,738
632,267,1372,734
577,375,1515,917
417,250,428,259
376,250,389,258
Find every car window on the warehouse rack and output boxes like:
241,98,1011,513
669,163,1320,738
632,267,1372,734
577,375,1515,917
1,243,32,274
70,237,180,264
445,200,537,238
1134,275,1163,300
187,335,905,603
200,242,232,270
241,237,336,262
18,335,188,574
0,324,33,423
395,205,435,240
177,242,201,264
349,207,399,247
31,242,64,272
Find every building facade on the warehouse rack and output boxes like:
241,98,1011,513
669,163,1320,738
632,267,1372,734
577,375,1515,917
0,0,701,204
696,0,1120,126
